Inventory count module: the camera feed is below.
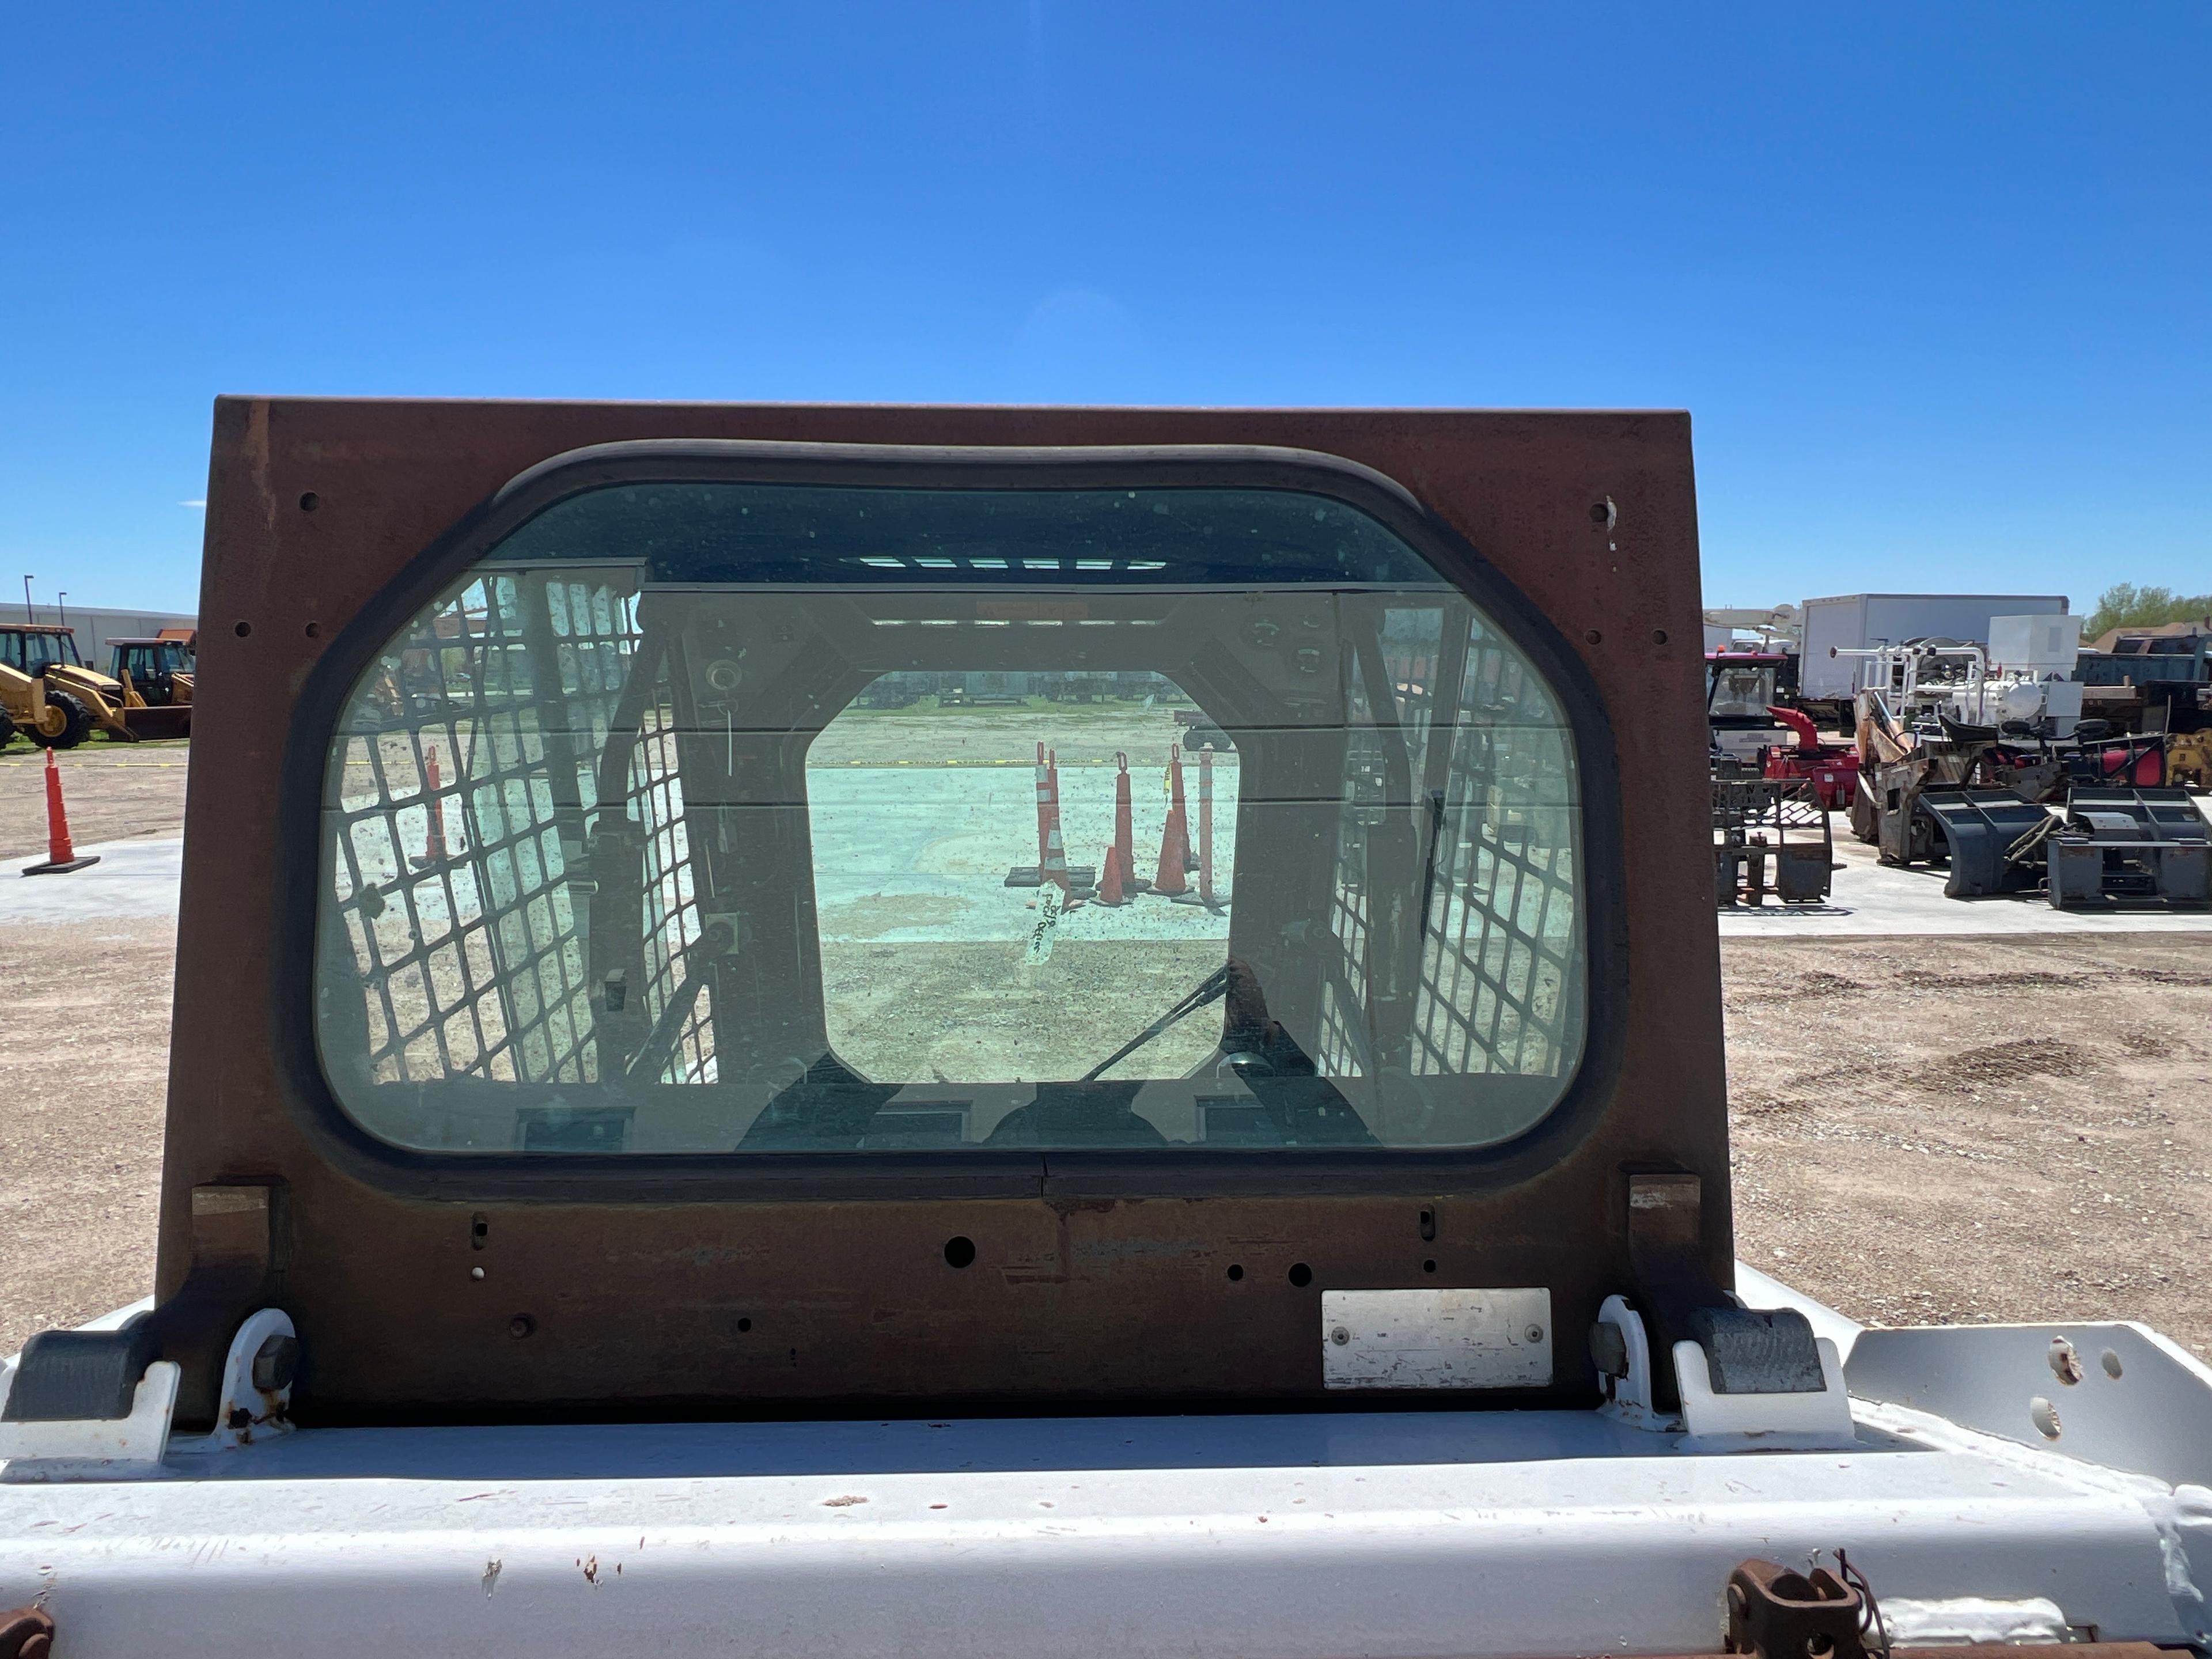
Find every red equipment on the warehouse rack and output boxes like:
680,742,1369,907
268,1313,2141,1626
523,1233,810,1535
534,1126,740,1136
1758,704,1861,811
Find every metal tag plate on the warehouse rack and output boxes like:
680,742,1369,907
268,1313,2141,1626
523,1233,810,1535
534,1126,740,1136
1321,1288,1554,1389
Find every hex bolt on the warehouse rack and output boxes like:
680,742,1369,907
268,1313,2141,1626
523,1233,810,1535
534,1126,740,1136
250,1333,299,1393
1588,1322,1628,1378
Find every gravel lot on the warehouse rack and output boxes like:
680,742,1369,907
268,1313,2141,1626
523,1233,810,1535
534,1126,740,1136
0,916,173,1356
0,740,191,859
1726,933,2212,1360
3,740,2207,1368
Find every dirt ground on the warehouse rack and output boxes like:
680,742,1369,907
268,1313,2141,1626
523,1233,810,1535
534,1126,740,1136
3,742,2209,1369
1725,931,2212,1360
0,917,174,1356
823,940,1228,1085
0,739,191,859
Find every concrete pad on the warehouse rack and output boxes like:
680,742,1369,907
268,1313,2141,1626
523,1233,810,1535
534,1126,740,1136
1716,808,2212,938
32,793,2205,944
2,836,183,922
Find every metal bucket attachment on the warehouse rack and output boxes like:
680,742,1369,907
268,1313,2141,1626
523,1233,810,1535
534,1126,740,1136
1914,787,2052,898
2048,787,2211,908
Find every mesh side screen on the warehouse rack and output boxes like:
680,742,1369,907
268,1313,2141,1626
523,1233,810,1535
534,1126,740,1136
1316,606,1581,1081
322,571,712,1094
1410,629,1581,1077
624,633,715,1085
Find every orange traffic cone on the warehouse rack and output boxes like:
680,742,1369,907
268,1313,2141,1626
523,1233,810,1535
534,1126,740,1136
1033,740,1052,877
1172,742,1226,910
1111,750,1147,895
410,744,452,869
1041,821,1074,900
1007,741,1054,889
1152,745,1190,896
24,749,100,876
1096,840,1127,904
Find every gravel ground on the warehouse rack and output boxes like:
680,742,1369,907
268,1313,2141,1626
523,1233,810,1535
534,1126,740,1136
823,939,1229,1085
0,918,173,1357
1726,933,2212,1360
0,740,191,861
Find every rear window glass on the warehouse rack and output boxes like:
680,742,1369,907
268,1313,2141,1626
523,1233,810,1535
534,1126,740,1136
315,482,1586,1156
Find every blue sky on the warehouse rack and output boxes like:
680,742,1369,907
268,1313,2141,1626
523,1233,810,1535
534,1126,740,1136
2,3,2205,615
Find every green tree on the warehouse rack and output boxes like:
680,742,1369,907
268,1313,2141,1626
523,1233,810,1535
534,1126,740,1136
2085,583,2212,640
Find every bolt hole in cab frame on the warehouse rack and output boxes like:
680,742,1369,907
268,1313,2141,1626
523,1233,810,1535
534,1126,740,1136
2,400,2209,1658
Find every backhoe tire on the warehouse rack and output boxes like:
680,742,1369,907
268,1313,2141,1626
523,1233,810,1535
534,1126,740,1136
26,690,92,750
0,710,16,751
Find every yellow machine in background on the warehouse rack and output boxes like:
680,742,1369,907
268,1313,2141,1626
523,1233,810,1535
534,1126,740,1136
107,636,196,736
2168,727,2212,790
0,624,192,749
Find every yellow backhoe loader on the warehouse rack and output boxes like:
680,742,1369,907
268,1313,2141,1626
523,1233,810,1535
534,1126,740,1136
106,635,196,736
0,624,191,749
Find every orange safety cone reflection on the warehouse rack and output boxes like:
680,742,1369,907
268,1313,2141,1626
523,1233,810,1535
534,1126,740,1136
1197,743,1215,907
24,749,101,876
410,743,465,869
1033,741,1052,877
1152,745,1190,896
1112,750,1147,895
1041,822,1075,902
1043,748,1073,890
1171,743,1228,910
1096,840,1127,905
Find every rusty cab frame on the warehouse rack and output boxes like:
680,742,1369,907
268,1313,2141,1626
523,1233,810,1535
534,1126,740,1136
126,399,1729,1429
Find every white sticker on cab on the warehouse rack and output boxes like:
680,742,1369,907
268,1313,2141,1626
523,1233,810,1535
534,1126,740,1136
1321,1287,1554,1389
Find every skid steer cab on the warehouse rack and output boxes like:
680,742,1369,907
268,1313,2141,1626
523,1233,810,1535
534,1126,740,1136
5,402,2209,1659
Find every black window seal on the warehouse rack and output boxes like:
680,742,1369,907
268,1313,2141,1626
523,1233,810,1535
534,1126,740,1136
273,439,1627,1204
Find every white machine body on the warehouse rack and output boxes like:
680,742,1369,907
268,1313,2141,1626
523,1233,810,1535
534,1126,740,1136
4,1272,2209,1659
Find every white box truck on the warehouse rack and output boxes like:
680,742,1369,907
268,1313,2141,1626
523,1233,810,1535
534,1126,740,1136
1798,592,2067,702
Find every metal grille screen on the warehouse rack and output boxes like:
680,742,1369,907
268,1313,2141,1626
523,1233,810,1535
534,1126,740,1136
1317,605,1582,1085
319,569,715,1126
